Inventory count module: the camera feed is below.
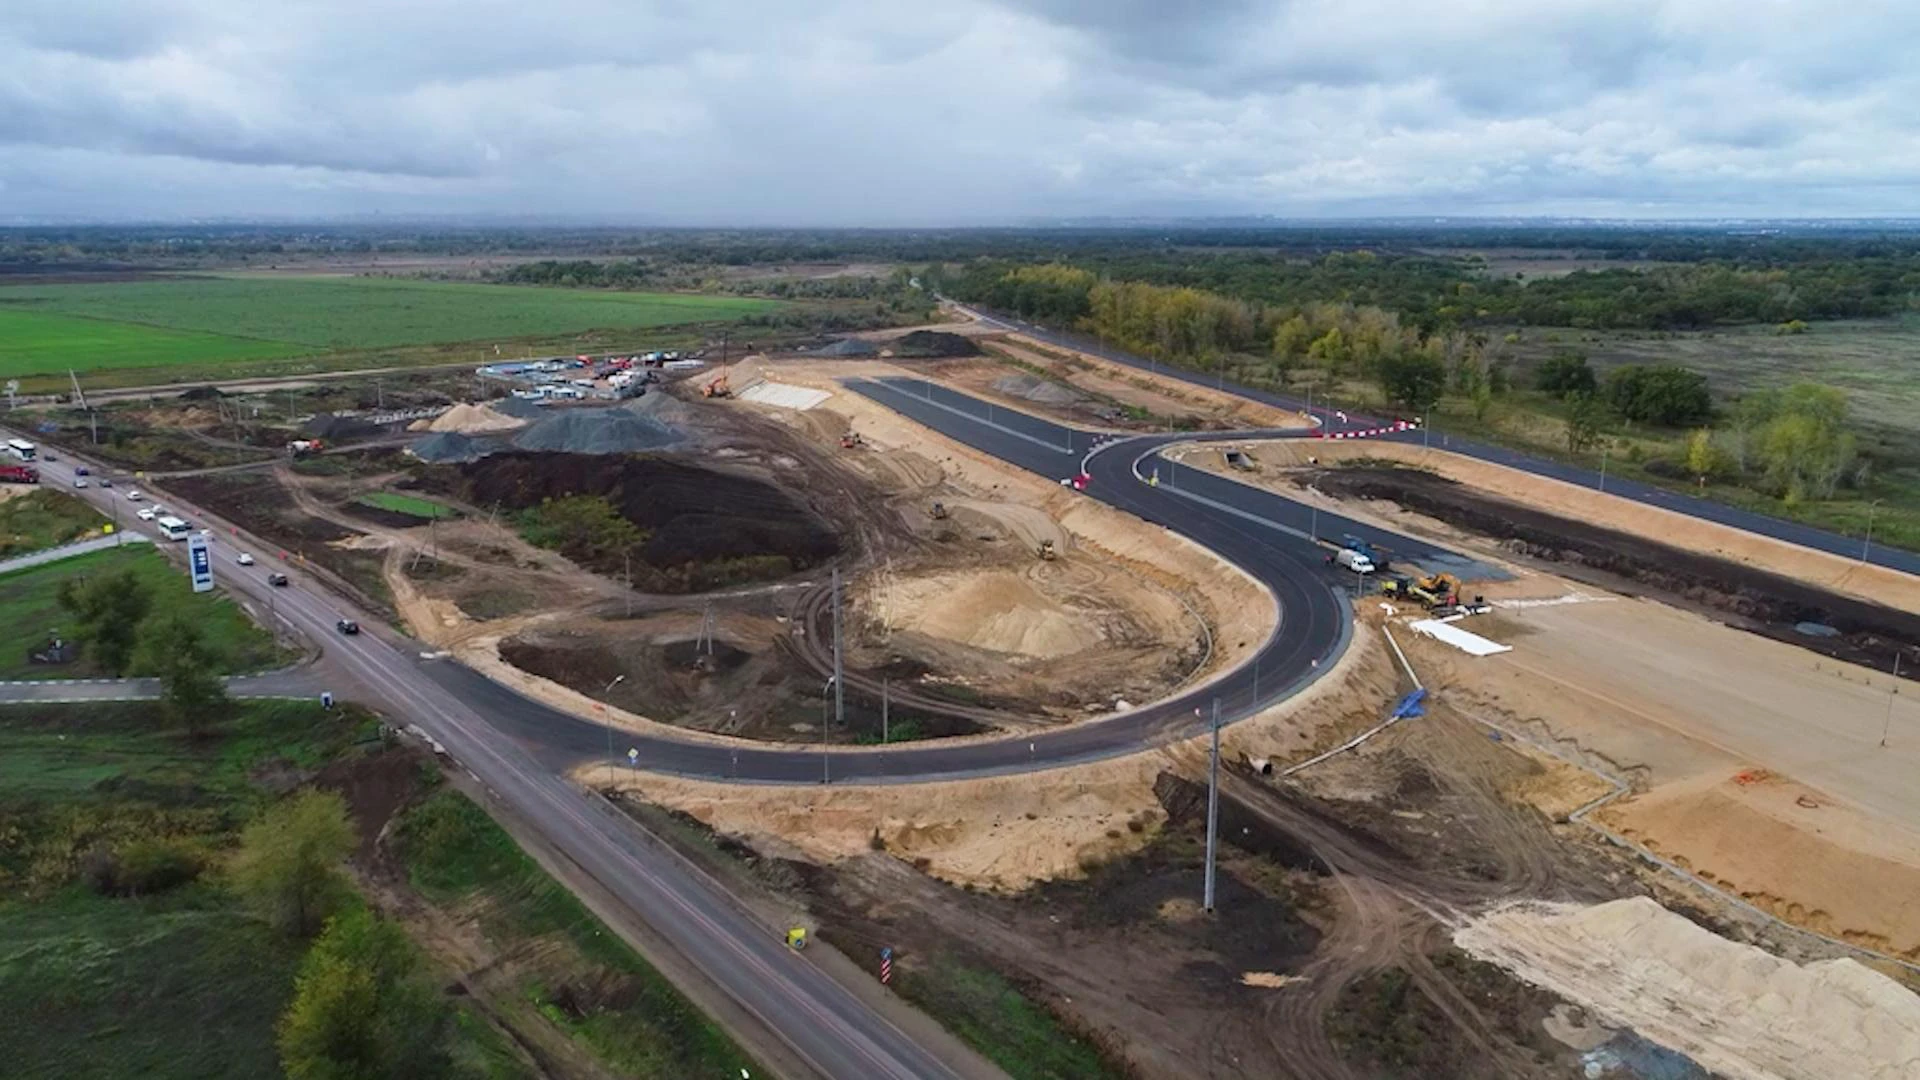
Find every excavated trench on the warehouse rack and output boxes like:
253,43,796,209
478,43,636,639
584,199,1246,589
1316,467,1920,673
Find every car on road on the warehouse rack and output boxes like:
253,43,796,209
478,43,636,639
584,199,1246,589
336,619,360,635
72,477,87,488
98,478,112,488
237,553,255,566
267,572,289,587
136,507,156,521
42,452,56,462
74,466,88,476
126,489,143,501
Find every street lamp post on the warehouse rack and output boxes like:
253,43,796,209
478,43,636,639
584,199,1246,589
602,674,626,784
1864,500,1884,564
1599,441,1611,494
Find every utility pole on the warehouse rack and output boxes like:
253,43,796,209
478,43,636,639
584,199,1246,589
623,550,633,618
1203,698,1221,913
1423,407,1432,450
1864,500,1883,564
1599,441,1610,494
1883,651,1905,747
602,674,626,785
832,568,844,739
882,678,890,744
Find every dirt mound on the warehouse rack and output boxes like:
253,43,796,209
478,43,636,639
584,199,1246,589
1596,772,1920,958
814,337,880,357
417,403,526,434
511,404,680,454
409,431,508,463
889,330,979,358
992,372,1086,407
1456,897,1920,1080
1318,466,1920,672
460,452,839,587
882,569,1102,658
623,392,700,428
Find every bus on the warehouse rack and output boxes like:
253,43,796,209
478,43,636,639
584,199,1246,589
155,515,192,541
5,438,35,462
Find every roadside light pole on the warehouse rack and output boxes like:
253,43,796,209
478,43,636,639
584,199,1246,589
1864,500,1884,564
1883,650,1905,748
1203,699,1221,913
1599,441,1611,494
602,674,626,784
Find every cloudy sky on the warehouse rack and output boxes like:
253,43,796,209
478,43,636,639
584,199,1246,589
5,0,1918,223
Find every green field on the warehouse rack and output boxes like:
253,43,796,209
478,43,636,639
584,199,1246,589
0,700,367,1079
357,490,459,519
0,545,287,679
0,275,779,379
0,489,108,558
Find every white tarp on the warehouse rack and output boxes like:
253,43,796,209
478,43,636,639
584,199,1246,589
1409,618,1511,657
738,381,831,411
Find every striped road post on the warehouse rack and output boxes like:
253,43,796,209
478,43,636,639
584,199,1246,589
880,947,893,985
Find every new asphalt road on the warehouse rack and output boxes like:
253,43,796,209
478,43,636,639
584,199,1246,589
954,301,1920,577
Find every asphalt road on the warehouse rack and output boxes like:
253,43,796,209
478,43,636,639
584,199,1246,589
4,437,971,1080
0,669,320,702
955,301,1920,577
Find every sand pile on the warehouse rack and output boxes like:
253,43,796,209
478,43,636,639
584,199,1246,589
992,372,1086,407
879,569,1101,658
412,402,527,434
409,431,508,463
1455,897,1920,1080
511,404,680,454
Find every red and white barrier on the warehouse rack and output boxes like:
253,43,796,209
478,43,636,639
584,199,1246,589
1317,420,1414,440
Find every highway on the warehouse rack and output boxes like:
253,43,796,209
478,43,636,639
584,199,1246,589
5,443,973,1080
955,301,1920,578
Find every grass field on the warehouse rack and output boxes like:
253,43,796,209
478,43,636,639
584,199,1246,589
397,789,759,1078
894,956,1119,1079
0,700,367,1080
0,489,107,558
357,490,459,519
0,275,778,379
0,545,286,679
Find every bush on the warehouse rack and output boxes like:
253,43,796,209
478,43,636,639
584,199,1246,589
1604,364,1713,427
1533,350,1596,396
80,837,204,896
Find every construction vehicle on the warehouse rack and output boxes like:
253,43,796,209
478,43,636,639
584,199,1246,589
287,439,325,457
702,373,731,398
1383,571,1462,609
1339,534,1391,572
1327,546,1375,574
1037,539,1057,561
0,463,39,485
929,502,949,520
839,432,864,449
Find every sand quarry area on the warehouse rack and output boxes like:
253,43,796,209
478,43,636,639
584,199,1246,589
1167,432,1920,968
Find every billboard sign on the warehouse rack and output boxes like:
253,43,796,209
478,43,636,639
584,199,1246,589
188,534,214,594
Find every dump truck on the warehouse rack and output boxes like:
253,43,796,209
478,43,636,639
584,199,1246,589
0,463,39,485
702,374,731,398
287,439,325,457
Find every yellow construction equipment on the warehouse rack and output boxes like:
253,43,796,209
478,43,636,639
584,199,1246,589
1037,540,1057,561
702,373,731,398
1382,572,1461,609
839,431,864,449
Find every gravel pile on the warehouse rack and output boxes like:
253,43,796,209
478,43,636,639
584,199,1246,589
992,372,1085,406
511,403,680,454
814,337,879,357
409,431,509,463
489,396,548,420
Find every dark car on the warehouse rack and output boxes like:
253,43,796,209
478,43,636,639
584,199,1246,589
42,452,57,462
74,466,89,476
336,619,360,635
98,478,113,488
267,572,290,587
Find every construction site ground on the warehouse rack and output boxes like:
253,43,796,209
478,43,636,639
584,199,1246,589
1168,437,1920,969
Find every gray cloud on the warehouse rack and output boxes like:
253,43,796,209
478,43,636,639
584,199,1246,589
2,0,1918,222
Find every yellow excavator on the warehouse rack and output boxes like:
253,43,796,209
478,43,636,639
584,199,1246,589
1382,572,1461,609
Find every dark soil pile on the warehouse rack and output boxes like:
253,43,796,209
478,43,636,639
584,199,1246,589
409,431,508,463
489,395,548,420
511,404,680,454
889,330,979,358
814,337,880,357
461,452,839,585
1316,466,1920,671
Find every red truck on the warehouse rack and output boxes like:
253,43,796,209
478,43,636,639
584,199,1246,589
0,464,39,484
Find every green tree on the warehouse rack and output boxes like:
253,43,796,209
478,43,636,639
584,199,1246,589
1685,428,1729,484
230,789,356,937
278,908,457,1080
135,608,230,735
1564,392,1606,454
1470,378,1496,422
1604,364,1713,427
55,567,153,674
1375,349,1446,413
1534,350,1596,396
1271,314,1313,359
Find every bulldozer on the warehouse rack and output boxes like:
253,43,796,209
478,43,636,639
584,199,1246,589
702,373,731,398
1381,572,1461,609
1036,539,1057,561
929,502,950,520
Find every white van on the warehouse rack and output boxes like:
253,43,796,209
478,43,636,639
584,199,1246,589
155,515,191,541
